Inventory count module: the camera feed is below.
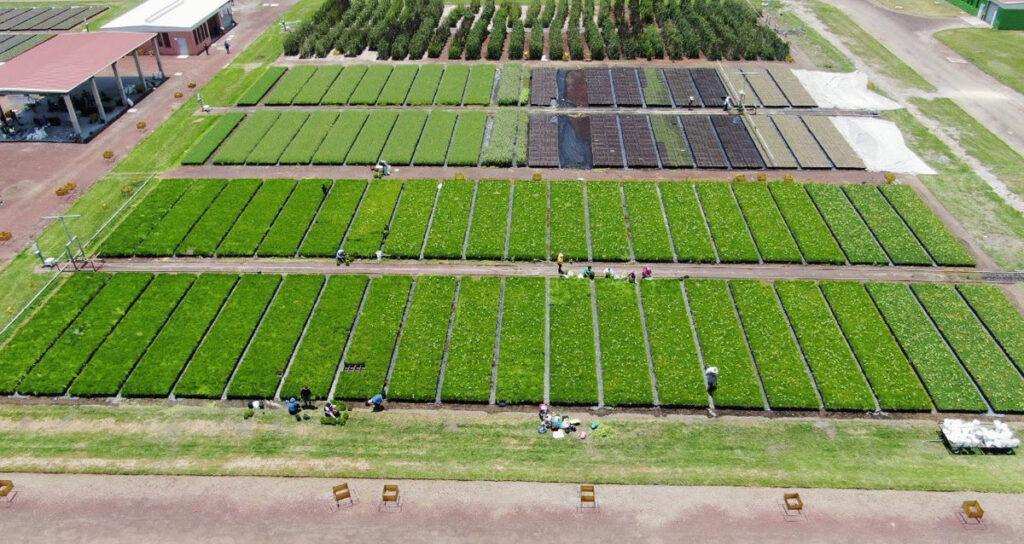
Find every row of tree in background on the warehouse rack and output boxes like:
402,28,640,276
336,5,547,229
284,0,789,62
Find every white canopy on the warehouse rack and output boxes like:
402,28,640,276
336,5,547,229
102,0,230,33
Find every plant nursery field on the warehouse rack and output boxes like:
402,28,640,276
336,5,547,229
1,272,1021,413
97,179,974,266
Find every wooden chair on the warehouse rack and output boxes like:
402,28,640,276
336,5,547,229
332,483,356,509
782,492,804,519
0,480,16,504
578,484,597,512
961,500,984,524
379,484,401,512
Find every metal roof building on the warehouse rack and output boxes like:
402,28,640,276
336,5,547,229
102,0,234,56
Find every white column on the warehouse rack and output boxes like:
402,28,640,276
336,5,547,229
133,51,147,90
63,94,82,138
152,37,165,79
90,77,108,123
112,62,128,106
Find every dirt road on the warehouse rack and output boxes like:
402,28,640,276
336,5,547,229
0,473,1020,543
812,0,1024,153
95,256,1022,283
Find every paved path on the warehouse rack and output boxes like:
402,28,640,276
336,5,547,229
0,473,1020,542
95,257,1023,284
815,0,1024,153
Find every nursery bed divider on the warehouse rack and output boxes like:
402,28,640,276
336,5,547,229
433,279,462,404
796,116,836,170
461,181,480,260
635,281,661,407
655,183,680,263
799,187,843,266
478,116,492,168
613,115,629,168
726,281,771,411
546,180,552,260
675,116,699,169
443,116,460,167
771,281,826,412
878,188,942,269
502,181,515,260
48,275,155,397
382,279,417,396
692,184,721,264
328,278,372,401
589,280,605,409
905,285,996,415
382,181,407,255
661,69,677,108
419,181,443,260
817,283,882,413
865,287,940,415
219,278,285,401
543,277,550,405
489,278,506,405
339,181,370,254
954,287,1024,381
681,280,716,411
274,277,330,400
213,181,265,258
253,181,301,258
109,278,198,400
165,276,241,400
582,182,595,262
729,183,765,265
644,115,664,169
294,182,332,257
618,182,637,262
607,70,618,107
633,69,648,109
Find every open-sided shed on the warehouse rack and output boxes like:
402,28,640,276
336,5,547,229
0,31,165,142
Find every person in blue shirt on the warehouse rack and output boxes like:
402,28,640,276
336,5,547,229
366,393,384,411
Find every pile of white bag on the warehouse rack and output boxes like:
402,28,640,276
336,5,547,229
942,419,1020,450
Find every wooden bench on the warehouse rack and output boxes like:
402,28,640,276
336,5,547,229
332,482,355,508
578,484,597,512
0,480,16,503
379,484,401,512
961,500,984,524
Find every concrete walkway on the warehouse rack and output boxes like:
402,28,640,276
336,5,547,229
0,473,1020,543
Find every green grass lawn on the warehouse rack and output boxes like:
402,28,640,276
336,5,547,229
0,404,1020,492
760,0,854,71
935,28,1024,95
811,1,935,91
912,97,1024,199
885,108,1024,270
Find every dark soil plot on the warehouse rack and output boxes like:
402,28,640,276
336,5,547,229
51,6,107,30
558,115,593,169
584,68,613,106
664,69,703,107
530,68,558,106
691,68,728,107
711,116,765,169
610,67,642,106
588,115,623,168
680,116,728,168
527,114,560,167
620,115,660,168
560,68,588,108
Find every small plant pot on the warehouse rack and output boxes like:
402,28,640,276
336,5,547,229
174,91,184,99
136,121,147,131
